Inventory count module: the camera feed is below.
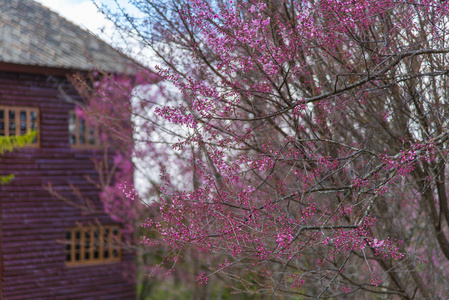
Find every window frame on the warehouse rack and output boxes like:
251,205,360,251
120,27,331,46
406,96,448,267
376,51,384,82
69,110,101,149
65,225,122,266
0,106,40,147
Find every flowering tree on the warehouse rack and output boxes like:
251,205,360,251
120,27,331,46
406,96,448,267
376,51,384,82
97,0,449,298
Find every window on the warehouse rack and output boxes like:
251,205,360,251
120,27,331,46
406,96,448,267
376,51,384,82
0,106,39,145
65,225,121,266
69,111,100,148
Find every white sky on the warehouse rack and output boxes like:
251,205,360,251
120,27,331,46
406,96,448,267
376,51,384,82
34,0,152,64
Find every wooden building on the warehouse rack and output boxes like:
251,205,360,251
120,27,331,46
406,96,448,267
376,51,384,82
0,0,136,298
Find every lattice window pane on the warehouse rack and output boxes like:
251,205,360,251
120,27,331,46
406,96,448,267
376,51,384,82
69,110,100,148
65,226,121,266
20,110,27,135
9,110,15,135
0,107,39,145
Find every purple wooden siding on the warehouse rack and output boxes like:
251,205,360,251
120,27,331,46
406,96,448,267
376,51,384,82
0,71,135,299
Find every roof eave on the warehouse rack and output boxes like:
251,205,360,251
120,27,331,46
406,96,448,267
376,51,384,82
0,62,88,77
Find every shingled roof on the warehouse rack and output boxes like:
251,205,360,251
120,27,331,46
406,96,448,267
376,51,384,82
0,0,134,73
